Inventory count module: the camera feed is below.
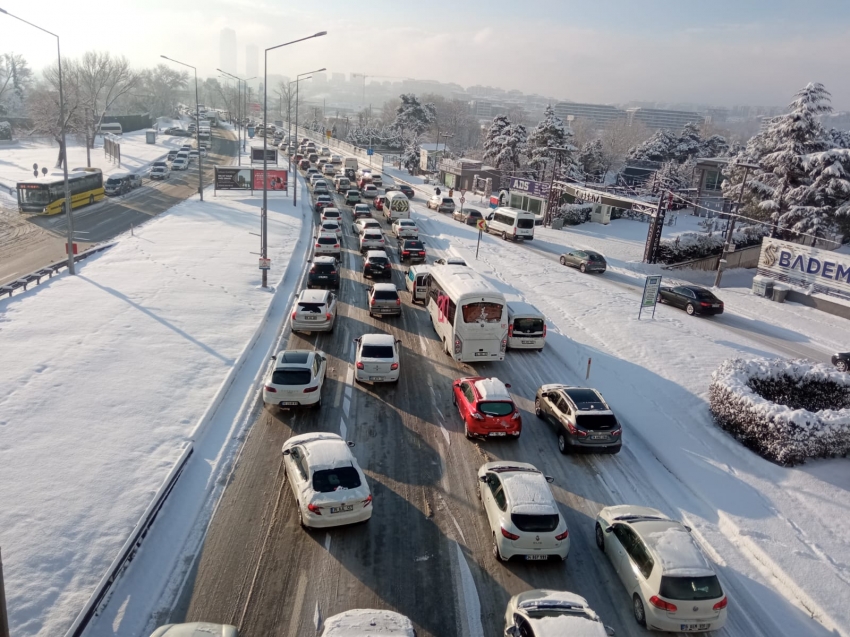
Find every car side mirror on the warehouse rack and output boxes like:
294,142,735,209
545,476,554,483
346,441,356,448
683,525,692,533
605,525,614,533
353,337,361,343
479,475,488,483
270,355,276,360
506,626,520,637
396,339,402,344
605,626,616,636
504,383,511,388
282,449,291,456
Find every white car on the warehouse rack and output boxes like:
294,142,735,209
149,623,237,637
322,610,414,637
321,208,342,224
504,590,613,637
320,219,342,237
172,158,188,171
150,166,170,180
392,218,419,239
291,289,337,333
322,163,336,176
321,146,331,156
359,230,385,252
313,232,341,258
354,218,381,235
354,333,401,383
330,154,342,165
435,257,468,266
282,432,372,528
263,348,328,409
478,461,570,562
595,505,728,633
361,184,378,199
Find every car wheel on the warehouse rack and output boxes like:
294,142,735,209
559,256,567,266
633,595,646,627
558,433,569,455
493,533,506,561
313,397,322,410
502,231,508,241
686,303,696,315
534,398,543,418
465,421,472,439
837,360,848,372
595,522,605,552
580,263,586,273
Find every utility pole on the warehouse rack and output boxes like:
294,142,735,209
713,163,754,288
0,547,9,637
162,55,203,201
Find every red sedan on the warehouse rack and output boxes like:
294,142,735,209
452,376,521,439
374,195,386,211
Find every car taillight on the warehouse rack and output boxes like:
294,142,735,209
713,597,727,611
501,527,520,541
472,411,484,421
264,386,277,393
330,270,337,274
369,298,375,306
649,596,677,612
390,363,399,370
326,312,332,320
334,244,339,248
303,385,318,393
454,336,462,354
309,268,316,273
700,302,711,307
508,325,514,337
291,311,297,320
315,243,321,248
356,362,364,369
543,324,547,337
612,428,622,436
379,239,384,243
555,529,569,541
500,338,507,353
307,503,322,515
402,251,409,255
362,494,373,507
396,298,401,306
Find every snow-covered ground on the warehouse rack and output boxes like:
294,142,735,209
0,188,303,637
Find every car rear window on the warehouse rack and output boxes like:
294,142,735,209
659,575,723,601
272,369,312,385
575,414,618,430
317,237,337,245
312,466,361,493
587,253,605,262
361,344,394,358
478,401,514,416
513,318,544,334
324,211,340,217
693,290,718,301
368,257,389,266
467,211,483,218
405,241,424,250
313,263,336,273
517,218,535,229
442,198,454,204
511,513,559,533
298,302,325,313
364,233,382,240
373,289,398,300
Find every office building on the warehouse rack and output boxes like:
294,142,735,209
626,107,705,131
219,28,236,76
553,102,624,125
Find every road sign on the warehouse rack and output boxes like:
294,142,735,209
326,129,332,139
367,148,374,156
638,275,662,319
476,219,487,230
259,258,271,270
460,196,465,204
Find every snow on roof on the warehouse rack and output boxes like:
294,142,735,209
360,333,395,346
430,266,504,302
322,609,415,636
500,470,556,511
299,289,331,303
304,438,354,472
517,589,591,610
152,623,238,637
507,301,544,317
642,523,714,577
528,615,607,637
372,283,397,291
473,377,511,401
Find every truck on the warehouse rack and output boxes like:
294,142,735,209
344,157,358,180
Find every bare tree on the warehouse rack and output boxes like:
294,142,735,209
568,117,600,150
599,117,651,176
127,64,188,118
29,63,84,168
76,52,138,147
0,52,33,116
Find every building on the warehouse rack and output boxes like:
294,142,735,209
437,157,501,191
471,100,493,119
219,28,236,76
245,44,259,78
626,107,705,131
553,102,624,125
419,143,450,172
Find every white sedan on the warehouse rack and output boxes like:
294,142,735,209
354,333,401,383
263,349,327,409
504,590,613,637
477,461,570,562
282,432,373,528
322,610,414,637
392,218,419,239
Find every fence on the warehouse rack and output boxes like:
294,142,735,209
1,243,116,297
662,244,762,271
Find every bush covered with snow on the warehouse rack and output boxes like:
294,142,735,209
552,202,593,225
709,357,850,465
0,121,11,141
657,224,769,264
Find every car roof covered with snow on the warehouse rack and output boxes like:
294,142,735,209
149,622,238,637
472,377,512,401
371,283,398,293
283,432,353,471
507,301,544,317
481,461,556,515
273,349,313,368
298,289,331,303
321,609,415,636
642,522,715,577
360,333,396,346
365,250,388,260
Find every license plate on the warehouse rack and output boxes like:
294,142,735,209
304,316,318,320
370,376,385,381
681,625,710,632
489,431,507,437
330,505,353,514
474,352,489,357
521,340,535,344
318,276,327,279
712,304,720,308
280,401,298,406
525,554,548,561
591,435,608,440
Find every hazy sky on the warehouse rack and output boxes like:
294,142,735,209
3,0,850,109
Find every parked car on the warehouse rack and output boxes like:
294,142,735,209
398,184,415,198
362,184,378,199
392,218,418,239
362,250,392,279
559,249,607,274
359,230,386,253
534,385,621,454
321,610,414,637
150,165,170,180
832,352,850,372
313,233,341,258
398,239,426,263
352,203,372,219
453,207,485,226
307,256,340,289
658,285,724,316
290,289,337,333
345,189,362,205
354,218,381,235
354,332,401,382
453,376,521,439
435,257,467,266
478,461,569,561
263,348,328,409
504,590,612,637
595,505,728,632
427,194,456,213
282,433,372,528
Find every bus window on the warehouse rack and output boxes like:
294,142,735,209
461,302,502,324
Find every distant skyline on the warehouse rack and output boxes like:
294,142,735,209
3,0,850,110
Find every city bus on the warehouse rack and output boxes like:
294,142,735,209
427,265,508,362
16,169,105,214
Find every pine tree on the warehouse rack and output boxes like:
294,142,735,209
392,93,436,145
577,139,606,182
795,148,850,239
654,159,696,191
626,129,678,163
483,115,527,173
526,105,576,178
671,122,703,162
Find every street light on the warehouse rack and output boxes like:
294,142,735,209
161,55,204,202
262,32,327,288
1,7,76,275
217,69,255,166
287,75,313,194
292,68,324,207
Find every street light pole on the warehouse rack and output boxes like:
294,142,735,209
714,163,754,288
1,8,77,274
292,68,325,208
262,33,327,288
218,71,255,166
162,56,203,201
287,75,313,199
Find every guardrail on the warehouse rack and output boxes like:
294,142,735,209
291,125,385,171
0,243,115,298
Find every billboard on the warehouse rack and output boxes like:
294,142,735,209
252,169,288,191
214,166,252,190
251,147,278,163
509,177,550,199
758,237,850,301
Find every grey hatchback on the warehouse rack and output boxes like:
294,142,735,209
559,249,607,274
534,384,621,454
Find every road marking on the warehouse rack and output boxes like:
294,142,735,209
286,571,308,637
339,417,347,440
345,365,354,392
454,541,484,637
343,396,351,418
324,532,332,552
334,376,345,408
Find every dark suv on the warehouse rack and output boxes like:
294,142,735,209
398,239,426,263
534,384,622,454
307,256,340,289
363,250,392,279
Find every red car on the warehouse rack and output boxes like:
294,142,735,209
452,377,521,440
374,195,386,211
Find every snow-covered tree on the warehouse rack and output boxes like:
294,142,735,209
653,159,696,191
526,105,576,178
483,115,527,173
671,122,703,163
392,93,436,143
701,134,730,158
795,148,850,240
0,52,33,117
577,139,606,182
829,128,850,149
401,136,421,173
627,122,726,165
626,129,678,163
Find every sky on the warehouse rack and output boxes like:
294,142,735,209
2,0,850,110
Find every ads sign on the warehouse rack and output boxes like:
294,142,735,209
758,237,850,301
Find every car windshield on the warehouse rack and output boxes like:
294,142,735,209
575,414,618,430
478,401,514,416
659,575,723,601
373,289,397,300
312,466,361,493
517,218,535,229
513,318,544,333
106,177,124,186
461,302,503,324
298,302,325,313
272,369,312,385
511,513,560,532
361,344,394,358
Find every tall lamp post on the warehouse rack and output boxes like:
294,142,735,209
292,68,325,208
161,55,203,201
1,7,76,274
287,75,313,195
217,70,255,166
437,132,453,173
262,34,327,288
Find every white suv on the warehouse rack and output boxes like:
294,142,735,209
314,232,341,258
392,218,418,239
291,289,337,333
595,505,727,633
263,349,328,409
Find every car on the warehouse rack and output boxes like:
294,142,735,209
307,256,340,289
658,285,724,316
317,157,329,167
330,154,342,165
504,590,613,637
188,149,200,161
534,385,622,454
314,196,334,213
263,348,328,408
453,207,485,225
370,173,383,187
313,232,341,258
321,146,331,156
322,163,336,176
321,610,414,637
453,377,521,439
477,461,569,561
308,173,323,185
199,146,207,156
359,230,386,253
427,194,456,213
398,184,415,198
362,250,392,279
352,203,372,219
367,282,402,317
166,150,178,161
354,332,401,381
320,208,342,224
180,144,192,152
308,153,319,163
362,184,378,199
290,288,337,333
435,257,468,266
595,505,728,632
282,432,372,528
299,159,310,170
559,249,607,274
314,182,330,196
392,218,418,239
149,623,237,637
172,158,189,171
398,239,426,263
150,165,170,180
345,189,362,205
354,218,381,235
833,352,850,372
320,219,342,237
374,195,386,211
344,168,357,180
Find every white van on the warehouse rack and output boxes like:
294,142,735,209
98,122,123,136
506,301,546,350
486,207,536,241
384,191,411,222
404,264,431,304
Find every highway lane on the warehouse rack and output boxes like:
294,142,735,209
0,128,237,286
168,167,786,637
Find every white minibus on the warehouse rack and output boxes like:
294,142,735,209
486,206,535,241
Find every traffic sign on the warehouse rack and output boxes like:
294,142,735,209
367,148,374,156
460,196,465,204
476,219,487,230
259,258,271,270
326,129,332,139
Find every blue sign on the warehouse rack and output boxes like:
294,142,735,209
367,148,374,156
247,126,255,139
509,177,550,199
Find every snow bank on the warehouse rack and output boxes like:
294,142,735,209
657,225,769,264
709,358,850,465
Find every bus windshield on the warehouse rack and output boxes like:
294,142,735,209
18,186,49,205
461,302,503,324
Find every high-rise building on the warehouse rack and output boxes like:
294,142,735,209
246,44,259,78
553,102,624,125
219,28,236,75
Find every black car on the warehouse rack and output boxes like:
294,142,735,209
452,207,484,225
534,384,622,454
832,352,850,372
559,249,607,274
363,251,392,279
399,239,426,263
307,256,340,289
658,285,724,316
398,184,415,198
167,150,178,161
